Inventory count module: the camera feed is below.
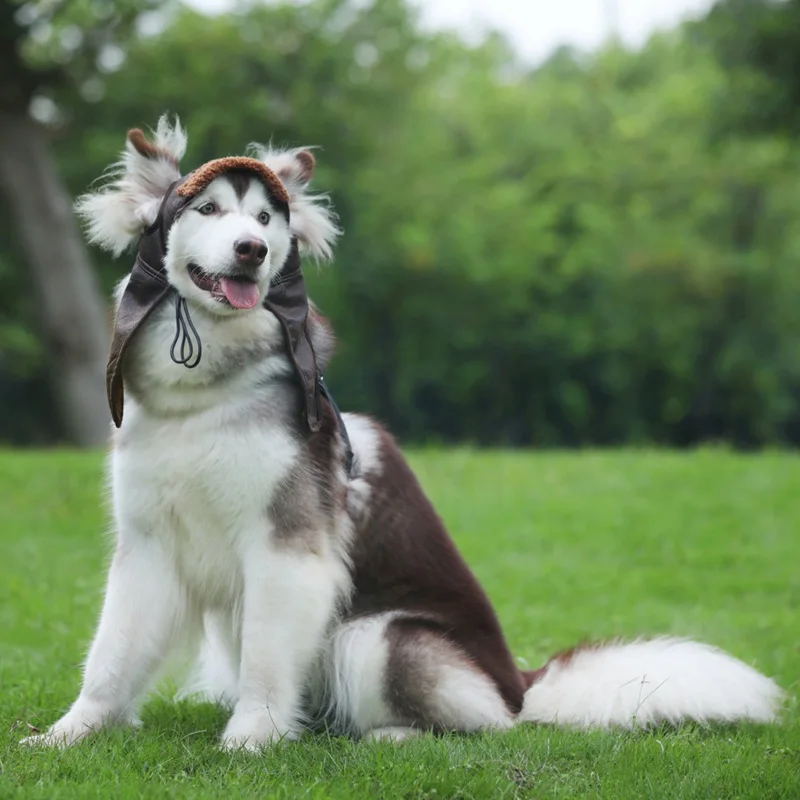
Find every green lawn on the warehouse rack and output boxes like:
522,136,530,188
1,447,798,799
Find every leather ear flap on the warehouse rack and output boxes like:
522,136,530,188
264,239,322,432
105,180,187,427
106,257,172,427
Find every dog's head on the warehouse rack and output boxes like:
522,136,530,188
75,114,339,317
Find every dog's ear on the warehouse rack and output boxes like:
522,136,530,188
248,144,340,262
74,114,187,257
274,148,316,187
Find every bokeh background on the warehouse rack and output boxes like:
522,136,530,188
2,0,799,450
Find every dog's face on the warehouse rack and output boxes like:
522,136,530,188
75,115,339,318
165,174,292,316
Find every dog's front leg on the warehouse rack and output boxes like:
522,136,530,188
221,540,340,752
22,536,185,748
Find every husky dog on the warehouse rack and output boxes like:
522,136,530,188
23,116,783,750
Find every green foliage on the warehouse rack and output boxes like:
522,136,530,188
2,448,799,796
689,0,800,139
1,0,165,112
3,0,800,447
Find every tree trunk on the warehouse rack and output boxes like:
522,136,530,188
0,112,111,447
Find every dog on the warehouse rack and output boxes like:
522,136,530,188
22,115,783,750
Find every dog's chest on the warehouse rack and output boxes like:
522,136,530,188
113,408,299,604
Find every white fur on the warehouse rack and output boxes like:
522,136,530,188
249,143,340,261
433,664,514,732
340,412,382,521
519,637,784,729
75,115,186,256
340,413,382,475
363,726,420,742
178,609,241,707
325,613,400,736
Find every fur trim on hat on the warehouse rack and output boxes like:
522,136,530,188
176,157,290,208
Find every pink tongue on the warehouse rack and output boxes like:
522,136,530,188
220,277,260,309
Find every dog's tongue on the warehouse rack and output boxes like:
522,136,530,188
220,277,260,309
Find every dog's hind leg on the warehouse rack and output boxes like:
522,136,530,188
327,613,515,740
177,610,240,707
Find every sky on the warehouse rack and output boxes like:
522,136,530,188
185,0,718,64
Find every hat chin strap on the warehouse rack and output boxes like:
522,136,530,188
169,295,202,369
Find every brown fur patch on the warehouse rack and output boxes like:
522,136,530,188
383,618,499,731
177,157,290,207
383,621,442,728
346,428,527,714
305,391,345,517
275,150,316,185
267,359,347,551
295,150,316,183
269,467,326,554
522,641,604,689
127,128,178,165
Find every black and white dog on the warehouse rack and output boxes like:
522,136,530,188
23,116,783,750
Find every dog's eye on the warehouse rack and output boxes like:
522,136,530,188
257,211,271,225
196,202,216,215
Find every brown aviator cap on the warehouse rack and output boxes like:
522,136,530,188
106,129,325,437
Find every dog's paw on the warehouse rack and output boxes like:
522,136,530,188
19,710,104,749
363,726,421,742
220,708,298,752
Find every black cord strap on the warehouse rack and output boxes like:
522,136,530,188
169,296,202,369
318,374,355,476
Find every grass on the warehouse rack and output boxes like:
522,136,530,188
1,446,798,798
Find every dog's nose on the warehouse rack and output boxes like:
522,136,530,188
233,237,268,267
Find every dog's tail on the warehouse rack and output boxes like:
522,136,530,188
517,637,784,729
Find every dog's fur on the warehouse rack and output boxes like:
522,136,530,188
23,116,784,750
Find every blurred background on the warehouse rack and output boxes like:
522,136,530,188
1,0,799,450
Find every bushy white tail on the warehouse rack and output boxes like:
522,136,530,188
520,637,784,729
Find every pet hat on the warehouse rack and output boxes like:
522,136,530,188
106,129,350,464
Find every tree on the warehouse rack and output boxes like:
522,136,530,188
0,0,160,446
3,0,800,448
690,0,800,138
